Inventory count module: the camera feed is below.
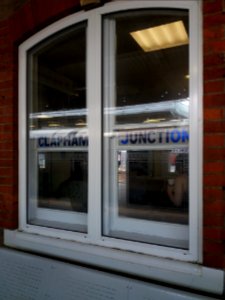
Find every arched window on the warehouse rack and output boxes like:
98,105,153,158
9,0,203,283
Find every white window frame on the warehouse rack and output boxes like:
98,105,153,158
26,22,89,232
102,13,190,249
5,0,210,292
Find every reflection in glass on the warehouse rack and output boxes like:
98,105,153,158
27,23,88,231
38,152,87,212
114,9,189,125
28,23,87,131
103,9,189,247
118,149,188,224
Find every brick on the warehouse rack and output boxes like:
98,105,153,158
204,199,225,213
204,187,224,200
204,66,225,81
204,121,225,133
0,202,18,213
2,194,18,203
0,150,16,160
0,159,14,168
0,220,18,229
204,13,225,28
0,133,15,141
0,177,13,185
0,141,14,149
0,96,17,106
204,94,225,107
0,105,14,116
204,53,224,66
203,0,223,14
0,71,14,82
203,253,224,268
204,174,225,186
0,191,18,229
204,147,225,159
204,227,225,240
0,44,14,57
0,116,15,124
0,88,15,99
0,53,14,64
204,134,225,146
0,168,13,177
204,161,225,173
204,79,225,94
204,39,225,54
21,1,36,31
8,1,36,43
204,240,225,254
31,0,80,32
204,26,225,40
204,148,225,160
0,80,14,89
204,108,224,120
0,22,8,35
0,0,83,231
0,186,14,194
204,214,225,226
7,0,80,48
0,124,15,134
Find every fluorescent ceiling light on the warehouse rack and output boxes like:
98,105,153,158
48,123,60,127
130,20,188,52
37,114,51,119
143,118,166,124
76,120,86,126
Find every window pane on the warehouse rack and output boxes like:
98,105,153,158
103,9,189,247
27,23,88,232
38,152,87,212
118,149,188,224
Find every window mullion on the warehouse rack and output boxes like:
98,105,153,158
103,18,116,236
87,11,102,241
188,1,202,262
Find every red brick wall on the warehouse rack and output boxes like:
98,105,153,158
0,18,18,229
0,0,225,270
0,0,81,229
203,0,225,269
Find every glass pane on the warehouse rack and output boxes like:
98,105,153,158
118,149,188,224
103,9,189,247
38,152,87,212
27,23,88,232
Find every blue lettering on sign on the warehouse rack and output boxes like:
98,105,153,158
118,129,189,146
120,134,129,145
38,134,88,148
170,129,181,143
37,129,189,148
182,130,189,142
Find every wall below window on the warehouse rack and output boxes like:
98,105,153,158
0,247,221,299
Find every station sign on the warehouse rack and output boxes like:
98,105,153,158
38,133,88,148
118,128,189,146
32,127,189,148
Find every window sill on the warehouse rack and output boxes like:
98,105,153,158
4,229,224,296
